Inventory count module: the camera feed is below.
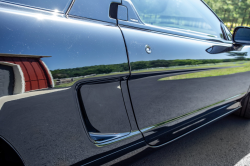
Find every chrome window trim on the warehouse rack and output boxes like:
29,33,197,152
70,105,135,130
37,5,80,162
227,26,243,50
119,24,233,45
68,15,118,26
123,0,232,44
65,0,75,17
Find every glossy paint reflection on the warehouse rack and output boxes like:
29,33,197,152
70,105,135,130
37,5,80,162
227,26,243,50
1,0,250,165
0,4,128,69
119,22,250,146
0,2,139,165
0,0,71,12
0,3,130,94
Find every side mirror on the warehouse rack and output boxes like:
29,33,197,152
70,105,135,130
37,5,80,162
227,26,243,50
233,27,250,45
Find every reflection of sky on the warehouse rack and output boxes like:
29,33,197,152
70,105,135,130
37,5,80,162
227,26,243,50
122,27,250,63
0,9,127,70
0,0,71,12
0,8,249,71
42,51,127,70
132,0,224,39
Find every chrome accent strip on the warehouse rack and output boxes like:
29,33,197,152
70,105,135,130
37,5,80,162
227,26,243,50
90,132,130,144
119,24,232,46
150,106,241,148
94,130,141,147
68,15,117,26
65,0,75,17
172,119,205,134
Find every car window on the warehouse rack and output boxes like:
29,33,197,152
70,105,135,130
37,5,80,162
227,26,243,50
68,0,118,24
0,0,71,12
131,0,225,40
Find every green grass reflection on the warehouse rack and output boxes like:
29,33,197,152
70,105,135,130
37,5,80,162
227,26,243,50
159,61,250,81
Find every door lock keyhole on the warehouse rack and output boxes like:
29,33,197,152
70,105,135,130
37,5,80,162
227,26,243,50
145,45,151,54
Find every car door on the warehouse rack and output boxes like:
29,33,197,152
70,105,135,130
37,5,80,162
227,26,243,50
118,0,250,146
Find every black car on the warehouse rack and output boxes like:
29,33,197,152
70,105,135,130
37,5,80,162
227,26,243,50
1,0,250,165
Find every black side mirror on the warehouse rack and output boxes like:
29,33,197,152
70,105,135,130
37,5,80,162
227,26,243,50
233,27,250,45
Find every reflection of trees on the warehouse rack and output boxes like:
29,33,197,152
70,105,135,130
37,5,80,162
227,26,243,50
131,0,250,34
227,52,248,57
51,58,250,79
52,63,129,79
132,0,168,14
235,57,247,60
204,0,250,31
132,0,216,35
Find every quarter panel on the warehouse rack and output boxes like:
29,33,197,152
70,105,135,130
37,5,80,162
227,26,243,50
0,5,144,166
0,8,127,70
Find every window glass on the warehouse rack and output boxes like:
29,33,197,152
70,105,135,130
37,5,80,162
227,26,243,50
0,0,71,12
69,0,116,23
131,0,224,39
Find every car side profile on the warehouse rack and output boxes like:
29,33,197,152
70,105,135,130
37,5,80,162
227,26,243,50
1,0,250,165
